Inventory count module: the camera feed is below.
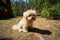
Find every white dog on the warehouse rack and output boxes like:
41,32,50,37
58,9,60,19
12,10,36,32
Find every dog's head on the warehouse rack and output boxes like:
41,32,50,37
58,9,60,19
23,10,36,21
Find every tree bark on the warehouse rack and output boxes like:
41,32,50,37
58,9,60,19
6,0,14,18
0,0,14,19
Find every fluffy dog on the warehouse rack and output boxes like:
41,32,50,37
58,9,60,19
12,10,36,32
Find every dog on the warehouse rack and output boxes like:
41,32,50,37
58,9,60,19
12,10,36,32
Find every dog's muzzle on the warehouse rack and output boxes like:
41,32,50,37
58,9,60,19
32,16,36,20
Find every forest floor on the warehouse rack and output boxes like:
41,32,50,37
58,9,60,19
0,16,60,40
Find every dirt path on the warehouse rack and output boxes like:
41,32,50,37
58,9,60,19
0,17,60,40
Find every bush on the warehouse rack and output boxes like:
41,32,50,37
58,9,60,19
49,5,60,20
40,4,60,20
40,8,50,18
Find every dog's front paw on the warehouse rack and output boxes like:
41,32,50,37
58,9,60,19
23,29,28,32
19,29,23,32
23,30,28,32
18,29,28,32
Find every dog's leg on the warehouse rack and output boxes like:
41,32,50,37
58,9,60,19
18,27,23,32
23,25,28,32
18,26,27,32
17,24,22,32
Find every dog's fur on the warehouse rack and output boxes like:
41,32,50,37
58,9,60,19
12,10,36,32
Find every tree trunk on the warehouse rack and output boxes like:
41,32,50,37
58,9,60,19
0,0,7,19
0,0,14,19
6,0,14,18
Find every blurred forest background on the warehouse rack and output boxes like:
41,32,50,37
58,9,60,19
0,0,60,20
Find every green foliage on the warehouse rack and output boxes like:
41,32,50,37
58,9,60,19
11,1,25,17
49,4,60,19
40,8,50,18
0,6,5,11
11,2,19,17
39,0,60,20
11,0,60,20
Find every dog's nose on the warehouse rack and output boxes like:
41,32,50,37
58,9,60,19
32,17,36,20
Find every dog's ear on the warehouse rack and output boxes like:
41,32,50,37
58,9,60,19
23,12,28,18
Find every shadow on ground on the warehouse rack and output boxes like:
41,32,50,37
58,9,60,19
28,27,52,35
0,38,13,40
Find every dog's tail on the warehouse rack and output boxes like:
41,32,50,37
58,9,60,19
12,25,18,30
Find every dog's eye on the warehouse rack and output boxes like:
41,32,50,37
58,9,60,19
29,15,31,16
